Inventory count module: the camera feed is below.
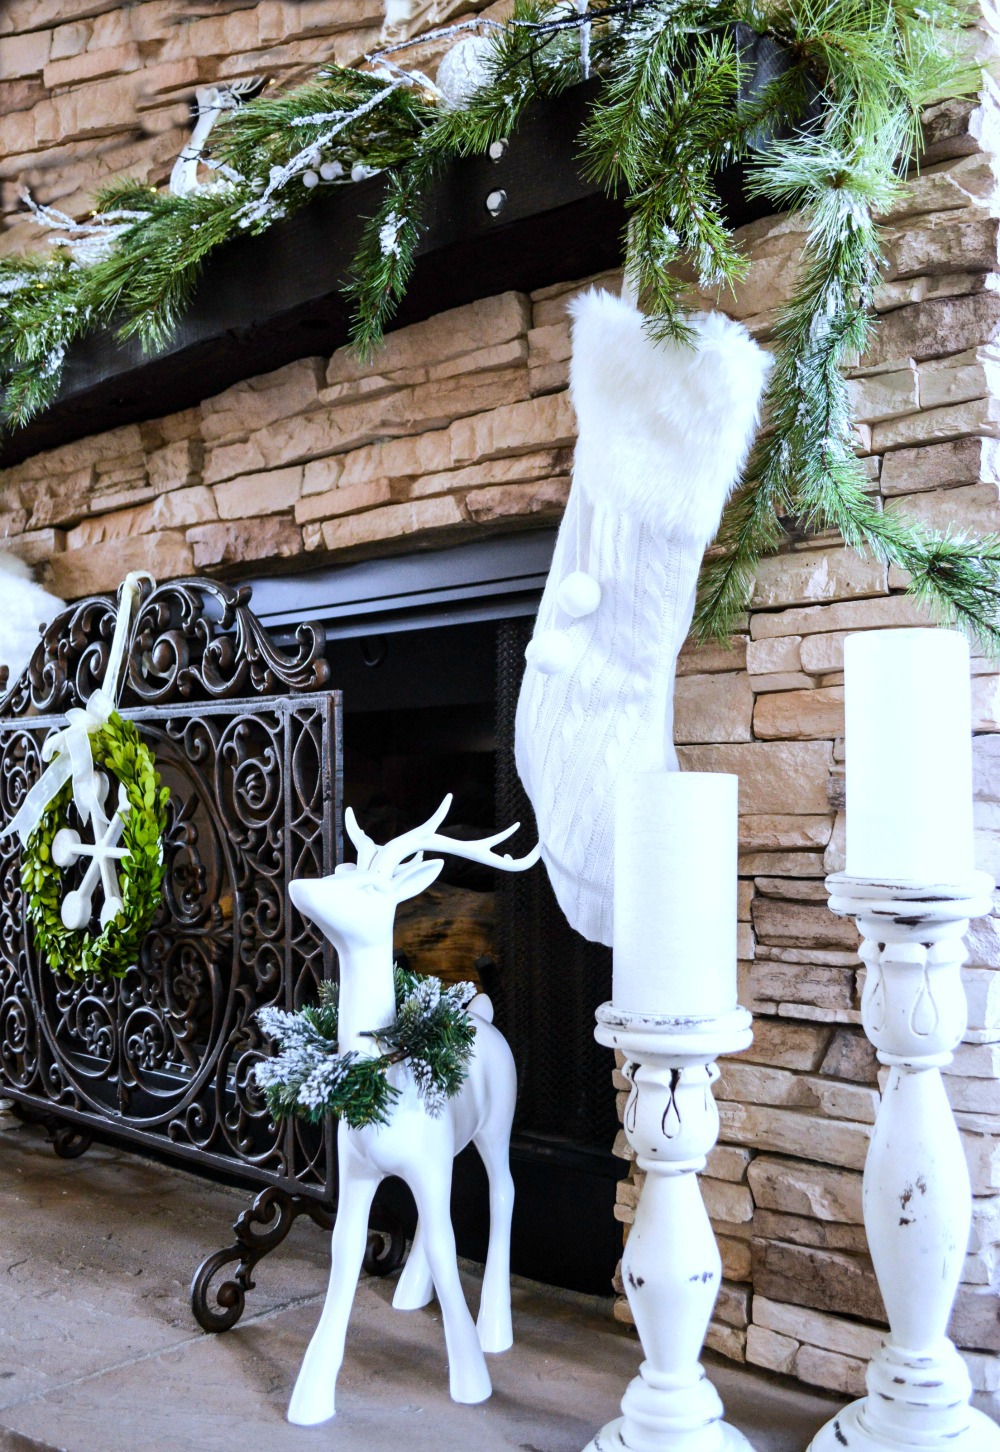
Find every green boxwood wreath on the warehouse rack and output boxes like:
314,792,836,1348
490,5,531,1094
21,711,169,981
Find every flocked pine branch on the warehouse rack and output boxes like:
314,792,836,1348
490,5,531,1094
694,0,993,648
0,254,96,427
345,151,439,356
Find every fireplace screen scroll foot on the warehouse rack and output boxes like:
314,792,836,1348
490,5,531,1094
190,1185,408,1333
8,1103,94,1159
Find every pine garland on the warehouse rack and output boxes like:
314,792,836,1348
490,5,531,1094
2,0,997,647
254,967,477,1130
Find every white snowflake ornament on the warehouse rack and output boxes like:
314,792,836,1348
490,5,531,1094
51,773,131,931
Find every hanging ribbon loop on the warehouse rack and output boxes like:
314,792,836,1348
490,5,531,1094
2,571,155,848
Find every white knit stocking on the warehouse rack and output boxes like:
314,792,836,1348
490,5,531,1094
514,290,770,945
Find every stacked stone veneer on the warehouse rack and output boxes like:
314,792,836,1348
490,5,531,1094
2,0,1000,1420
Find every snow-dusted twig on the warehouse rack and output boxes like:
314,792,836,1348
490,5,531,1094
19,190,149,265
236,76,407,227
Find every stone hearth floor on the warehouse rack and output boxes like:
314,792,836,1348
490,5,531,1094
0,1111,843,1452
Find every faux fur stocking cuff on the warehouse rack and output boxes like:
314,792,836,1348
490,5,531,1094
567,289,771,544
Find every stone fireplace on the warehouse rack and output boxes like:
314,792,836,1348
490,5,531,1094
2,0,1000,1420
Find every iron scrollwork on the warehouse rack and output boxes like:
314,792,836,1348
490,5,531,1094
8,1101,93,1157
190,1187,407,1333
0,576,402,1330
0,574,329,720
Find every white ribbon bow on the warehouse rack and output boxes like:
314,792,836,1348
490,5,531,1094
2,571,155,849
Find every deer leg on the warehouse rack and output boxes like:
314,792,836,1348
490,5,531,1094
473,1127,515,1354
392,1218,434,1311
287,1153,381,1427
473,1053,516,1355
408,1162,492,1405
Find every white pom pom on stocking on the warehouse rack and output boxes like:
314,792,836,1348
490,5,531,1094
556,571,601,618
514,290,771,945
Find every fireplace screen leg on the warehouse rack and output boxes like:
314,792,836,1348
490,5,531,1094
191,1185,408,1333
8,1102,94,1159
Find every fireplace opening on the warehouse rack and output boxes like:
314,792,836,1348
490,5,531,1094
333,620,499,993
254,536,626,1293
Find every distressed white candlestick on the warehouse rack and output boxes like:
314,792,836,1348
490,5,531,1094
808,627,1000,1452
807,876,998,1452
613,772,738,1017
585,769,754,1451
584,1006,754,1452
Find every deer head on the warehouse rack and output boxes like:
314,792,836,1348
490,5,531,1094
289,795,540,953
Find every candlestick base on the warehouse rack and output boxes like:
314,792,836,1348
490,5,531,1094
583,1003,756,1452
806,871,999,1452
807,1399,1000,1452
584,1413,755,1452
825,870,994,917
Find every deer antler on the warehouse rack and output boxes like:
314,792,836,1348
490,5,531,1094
422,821,541,873
371,794,540,879
344,806,379,871
371,795,453,878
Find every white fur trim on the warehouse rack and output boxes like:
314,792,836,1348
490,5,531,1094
0,552,63,686
568,289,771,542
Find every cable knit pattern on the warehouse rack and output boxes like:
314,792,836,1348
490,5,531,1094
515,290,771,946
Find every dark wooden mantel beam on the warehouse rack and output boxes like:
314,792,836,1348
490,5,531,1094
0,79,773,468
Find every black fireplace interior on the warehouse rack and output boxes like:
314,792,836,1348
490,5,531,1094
256,535,625,1293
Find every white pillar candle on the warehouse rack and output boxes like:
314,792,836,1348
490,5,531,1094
613,771,738,1018
844,628,974,886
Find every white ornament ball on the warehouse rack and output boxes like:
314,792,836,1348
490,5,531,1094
320,160,343,181
302,169,320,189
525,630,574,676
557,570,601,618
383,0,415,26
0,552,62,689
436,35,494,110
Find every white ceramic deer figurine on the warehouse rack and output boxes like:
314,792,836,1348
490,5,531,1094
285,794,539,1427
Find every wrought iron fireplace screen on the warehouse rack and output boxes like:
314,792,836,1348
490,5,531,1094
0,577,342,1200
0,568,616,1220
